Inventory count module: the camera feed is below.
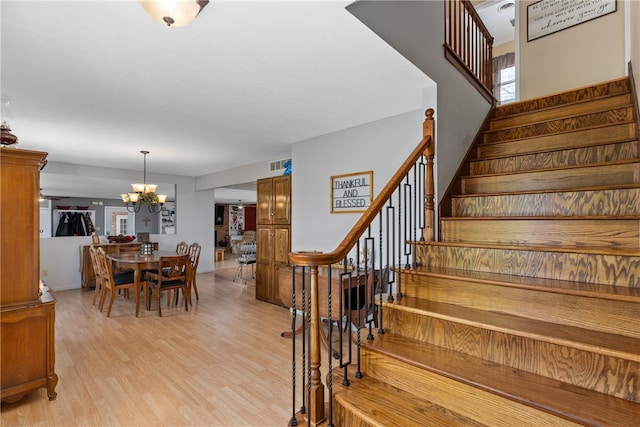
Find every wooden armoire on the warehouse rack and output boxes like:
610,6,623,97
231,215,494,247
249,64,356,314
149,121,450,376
0,148,58,402
255,175,290,306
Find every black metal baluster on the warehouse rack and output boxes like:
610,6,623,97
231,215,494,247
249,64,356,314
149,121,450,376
327,264,334,427
290,265,298,426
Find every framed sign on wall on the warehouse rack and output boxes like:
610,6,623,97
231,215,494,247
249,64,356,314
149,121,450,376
331,171,373,214
527,0,617,42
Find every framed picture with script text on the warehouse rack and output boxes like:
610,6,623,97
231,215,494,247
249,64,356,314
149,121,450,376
330,171,373,214
527,0,617,42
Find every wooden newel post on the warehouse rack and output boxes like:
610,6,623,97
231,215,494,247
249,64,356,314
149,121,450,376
423,108,435,242
309,265,326,425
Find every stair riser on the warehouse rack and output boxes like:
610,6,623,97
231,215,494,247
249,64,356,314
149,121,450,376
360,349,581,426
381,307,640,402
401,274,640,338
331,374,485,427
490,94,633,130
462,162,639,194
494,78,630,118
452,188,640,217
332,405,372,427
440,219,640,250
471,141,639,175
477,123,636,158
416,245,640,287
484,107,634,144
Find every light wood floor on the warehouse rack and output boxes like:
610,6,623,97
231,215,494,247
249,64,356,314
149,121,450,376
1,257,298,426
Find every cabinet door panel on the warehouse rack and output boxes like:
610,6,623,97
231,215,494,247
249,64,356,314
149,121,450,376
255,263,271,302
256,179,273,224
256,226,273,264
273,226,291,265
272,176,291,224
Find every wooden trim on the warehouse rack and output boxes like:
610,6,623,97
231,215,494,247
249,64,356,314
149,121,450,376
628,62,640,139
438,105,495,226
444,45,495,104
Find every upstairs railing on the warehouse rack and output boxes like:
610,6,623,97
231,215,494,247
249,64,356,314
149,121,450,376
283,109,435,426
444,0,494,101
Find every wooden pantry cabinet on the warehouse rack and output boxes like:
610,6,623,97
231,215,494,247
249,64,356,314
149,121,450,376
255,175,290,306
0,148,58,403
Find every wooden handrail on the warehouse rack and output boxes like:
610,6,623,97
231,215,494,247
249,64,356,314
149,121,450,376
287,109,435,426
444,0,494,102
289,108,435,267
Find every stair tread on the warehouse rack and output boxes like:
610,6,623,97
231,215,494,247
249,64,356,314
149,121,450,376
481,121,636,146
483,107,635,144
489,93,633,130
332,369,488,427
488,102,634,133
418,238,640,257
462,158,640,180
451,183,640,198
363,333,640,426
476,123,637,160
384,297,640,361
472,137,638,162
493,77,630,118
402,265,640,303
440,215,640,221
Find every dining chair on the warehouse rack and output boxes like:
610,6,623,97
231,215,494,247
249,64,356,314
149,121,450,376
165,241,199,306
96,247,139,317
187,242,201,304
176,241,189,255
146,254,190,317
88,245,104,306
233,242,256,283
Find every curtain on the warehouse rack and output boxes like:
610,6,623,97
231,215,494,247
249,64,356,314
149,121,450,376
493,52,515,99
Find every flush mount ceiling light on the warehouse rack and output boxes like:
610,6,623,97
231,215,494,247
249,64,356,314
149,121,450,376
498,2,515,13
140,0,209,27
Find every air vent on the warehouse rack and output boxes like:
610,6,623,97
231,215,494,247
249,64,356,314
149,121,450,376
269,158,291,172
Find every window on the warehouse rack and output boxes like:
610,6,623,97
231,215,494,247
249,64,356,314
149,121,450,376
116,215,129,235
492,52,516,104
104,207,135,237
498,65,516,104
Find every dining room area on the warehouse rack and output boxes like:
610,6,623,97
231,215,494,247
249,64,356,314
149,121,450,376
1,260,293,426
89,240,202,318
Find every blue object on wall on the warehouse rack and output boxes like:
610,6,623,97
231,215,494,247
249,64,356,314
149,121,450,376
283,159,292,176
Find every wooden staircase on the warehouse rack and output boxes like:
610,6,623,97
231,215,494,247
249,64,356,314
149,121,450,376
330,77,640,426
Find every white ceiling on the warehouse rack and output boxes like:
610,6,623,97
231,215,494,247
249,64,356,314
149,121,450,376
1,0,514,203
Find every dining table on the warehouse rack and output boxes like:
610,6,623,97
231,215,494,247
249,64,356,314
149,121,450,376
107,250,177,316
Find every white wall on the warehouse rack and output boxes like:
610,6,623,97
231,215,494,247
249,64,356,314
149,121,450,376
518,0,626,100
291,107,431,253
347,0,492,204
196,157,286,191
40,163,215,291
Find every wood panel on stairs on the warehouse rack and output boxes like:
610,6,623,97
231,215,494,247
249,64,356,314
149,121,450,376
333,77,640,426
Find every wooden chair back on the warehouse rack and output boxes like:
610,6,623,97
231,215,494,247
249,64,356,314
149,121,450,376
188,243,201,274
148,254,190,317
96,247,138,317
186,243,202,303
176,241,189,255
88,245,103,305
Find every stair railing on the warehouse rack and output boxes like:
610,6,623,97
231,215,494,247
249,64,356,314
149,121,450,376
444,0,494,100
285,109,435,426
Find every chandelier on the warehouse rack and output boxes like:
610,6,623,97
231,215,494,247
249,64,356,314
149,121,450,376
1,98,18,146
121,150,167,213
139,0,209,27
